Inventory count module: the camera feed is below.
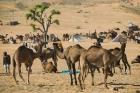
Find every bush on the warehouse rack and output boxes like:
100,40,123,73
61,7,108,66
15,2,26,10
76,26,81,29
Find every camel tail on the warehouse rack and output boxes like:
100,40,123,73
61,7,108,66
12,55,18,84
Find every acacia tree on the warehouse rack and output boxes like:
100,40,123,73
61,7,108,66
26,3,60,47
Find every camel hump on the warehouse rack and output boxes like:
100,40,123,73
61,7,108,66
18,45,26,51
74,44,83,49
108,49,114,52
114,47,121,51
88,45,101,50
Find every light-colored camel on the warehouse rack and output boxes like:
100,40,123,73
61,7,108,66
78,43,126,90
12,42,46,84
109,47,131,74
53,41,86,85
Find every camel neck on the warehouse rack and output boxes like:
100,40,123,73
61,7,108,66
53,43,65,59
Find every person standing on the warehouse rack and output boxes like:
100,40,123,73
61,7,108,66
3,51,11,74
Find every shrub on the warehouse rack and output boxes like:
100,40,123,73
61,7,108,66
15,2,26,10
76,26,81,29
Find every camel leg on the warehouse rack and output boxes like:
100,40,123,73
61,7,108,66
13,59,18,84
96,67,100,73
113,65,116,73
67,61,73,85
112,62,116,74
104,73,109,89
72,63,77,85
104,66,109,89
13,65,18,84
78,64,86,90
88,64,95,86
27,66,31,84
52,57,58,72
122,54,131,74
78,73,83,90
91,67,95,86
118,65,123,74
18,64,25,82
83,63,89,79
25,64,28,71
78,54,89,90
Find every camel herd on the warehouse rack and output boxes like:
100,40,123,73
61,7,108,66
9,36,140,90
0,28,140,44
0,27,140,90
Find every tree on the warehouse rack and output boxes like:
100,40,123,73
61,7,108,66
26,3,60,47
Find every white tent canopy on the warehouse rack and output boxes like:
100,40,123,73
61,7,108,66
112,34,127,43
69,34,86,43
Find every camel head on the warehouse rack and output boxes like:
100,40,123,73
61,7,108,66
53,41,64,52
35,41,48,57
131,55,140,64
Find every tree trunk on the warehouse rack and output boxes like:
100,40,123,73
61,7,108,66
44,32,47,48
44,25,49,48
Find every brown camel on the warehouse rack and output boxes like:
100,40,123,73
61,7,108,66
109,47,131,74
41,61,57,73
0,34,8,40
39,48,58,72
0,34,9,44
12,42,46,84
78,42,126,90
16,35,24,43
53,41,86,85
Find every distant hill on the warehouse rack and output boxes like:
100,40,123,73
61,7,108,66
0,0,121,11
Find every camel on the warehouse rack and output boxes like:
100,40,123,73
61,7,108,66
41,61,57,73
0,34,9,44
109,47,131,74
78,42,126,90
131,55,140,64
0,34,8,40
12,41,46,84
16,35,24,43
39,48,58,72
53,41,86,85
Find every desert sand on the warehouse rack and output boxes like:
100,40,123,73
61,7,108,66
0,0,140,93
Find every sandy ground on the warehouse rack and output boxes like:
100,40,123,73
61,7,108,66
0,2,140,93
0,41,140,93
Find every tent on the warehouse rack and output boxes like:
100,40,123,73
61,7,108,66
112,34,127,43
69,34,86,43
